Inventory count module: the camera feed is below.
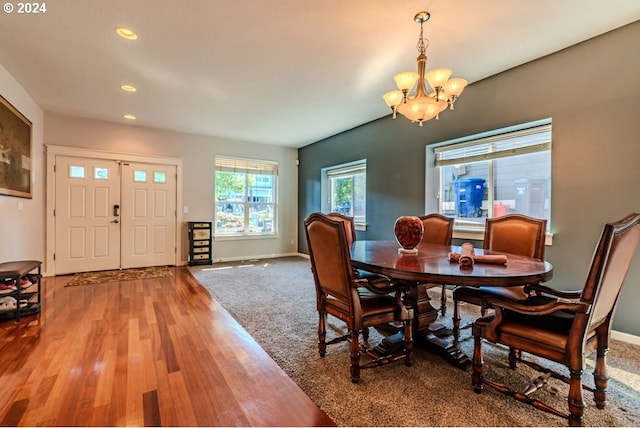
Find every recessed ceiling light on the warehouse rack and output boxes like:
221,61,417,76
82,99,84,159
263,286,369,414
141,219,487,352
123,114,136,120
115,27,138,40
120,84,137,92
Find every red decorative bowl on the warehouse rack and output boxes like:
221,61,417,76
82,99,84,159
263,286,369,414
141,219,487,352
394,216,424,254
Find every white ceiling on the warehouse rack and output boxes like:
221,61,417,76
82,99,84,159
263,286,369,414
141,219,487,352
1,1,639,148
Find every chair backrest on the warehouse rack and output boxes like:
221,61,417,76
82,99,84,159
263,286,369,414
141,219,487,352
304,212,356,312
581,213,640,330
420,213,454,245
326,212,356,247
483,214,547,260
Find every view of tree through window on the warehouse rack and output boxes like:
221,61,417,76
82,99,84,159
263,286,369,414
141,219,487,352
214,157,277,236
322,160,366,227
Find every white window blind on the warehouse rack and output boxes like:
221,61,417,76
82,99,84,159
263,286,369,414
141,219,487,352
434,123,551,167
326,163,366,177
215,156,278,174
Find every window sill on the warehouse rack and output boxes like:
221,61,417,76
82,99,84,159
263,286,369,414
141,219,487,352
214,234,279,242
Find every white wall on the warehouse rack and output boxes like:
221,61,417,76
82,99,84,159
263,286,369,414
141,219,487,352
44,112,299,266
0,64,45,264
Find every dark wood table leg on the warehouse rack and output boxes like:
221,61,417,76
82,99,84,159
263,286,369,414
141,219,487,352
372,283,471,370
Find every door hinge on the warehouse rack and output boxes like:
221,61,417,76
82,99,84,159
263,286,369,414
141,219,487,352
53,253,56,261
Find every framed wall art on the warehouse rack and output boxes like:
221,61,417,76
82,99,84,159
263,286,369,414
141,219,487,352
0,94,32,198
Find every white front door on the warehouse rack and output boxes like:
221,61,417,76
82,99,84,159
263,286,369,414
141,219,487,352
120,162,177,268
54,156,121,274
54,156,178,274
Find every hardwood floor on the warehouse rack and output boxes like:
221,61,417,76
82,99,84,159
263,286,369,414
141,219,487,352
0,267,335,426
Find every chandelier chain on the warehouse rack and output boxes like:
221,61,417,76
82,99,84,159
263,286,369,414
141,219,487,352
417,21,428,55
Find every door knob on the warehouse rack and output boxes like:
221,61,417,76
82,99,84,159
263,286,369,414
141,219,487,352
111,219,120,224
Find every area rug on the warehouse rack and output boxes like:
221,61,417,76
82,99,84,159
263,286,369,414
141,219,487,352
65,266,173,286
189,256,640,427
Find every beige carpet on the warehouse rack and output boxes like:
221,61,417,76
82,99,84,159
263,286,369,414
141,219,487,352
65,266,173,286
190,256,640,427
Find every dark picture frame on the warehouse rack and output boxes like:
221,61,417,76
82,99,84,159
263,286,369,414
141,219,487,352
0,94,32,199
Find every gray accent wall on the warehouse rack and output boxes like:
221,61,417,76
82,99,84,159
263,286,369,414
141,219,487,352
298,21,640,336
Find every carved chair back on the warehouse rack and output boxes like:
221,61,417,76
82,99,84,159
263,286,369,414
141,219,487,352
326,212,357,247
580,212,640,337
420,213,454,245
483,214,546,259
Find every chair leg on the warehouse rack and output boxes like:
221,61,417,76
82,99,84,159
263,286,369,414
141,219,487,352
362,326,370,342
403,319,414,366
349,329,361,383
472,328,484,393
508,347,518,369
440,285,447,316
568,369,586,426
318,311,327,357
594,329,609,409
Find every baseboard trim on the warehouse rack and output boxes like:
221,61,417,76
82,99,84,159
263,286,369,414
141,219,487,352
611,329,640,346
211,252,304,264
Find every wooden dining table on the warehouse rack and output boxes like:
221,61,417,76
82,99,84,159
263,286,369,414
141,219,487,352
350,240,554,368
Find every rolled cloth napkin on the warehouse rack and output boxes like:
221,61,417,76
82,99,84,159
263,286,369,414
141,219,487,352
448,252,508,265
449,241,509,266
458,242,475,268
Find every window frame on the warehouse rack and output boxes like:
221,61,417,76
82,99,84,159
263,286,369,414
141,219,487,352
321,159,367,230
214,156,278,239
426,119,552,241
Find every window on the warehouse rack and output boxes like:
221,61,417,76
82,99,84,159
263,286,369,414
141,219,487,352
94,167,109,180
214,156,277,237
133,170,147,182
321,160,366,229
69,165,85,178
428,119,551,231
154,172,166,183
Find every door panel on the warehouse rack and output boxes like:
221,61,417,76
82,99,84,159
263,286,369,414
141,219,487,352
121,162,177,268
55,156,121,274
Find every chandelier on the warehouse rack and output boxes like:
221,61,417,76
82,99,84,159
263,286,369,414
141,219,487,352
382,11,467,127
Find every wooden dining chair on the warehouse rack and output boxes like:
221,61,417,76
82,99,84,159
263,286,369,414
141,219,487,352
304,212,414,383
402,214,454,320
471,213,640,426
452,214,547,342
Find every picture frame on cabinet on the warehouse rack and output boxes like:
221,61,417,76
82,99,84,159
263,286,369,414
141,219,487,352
0,94,32,199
